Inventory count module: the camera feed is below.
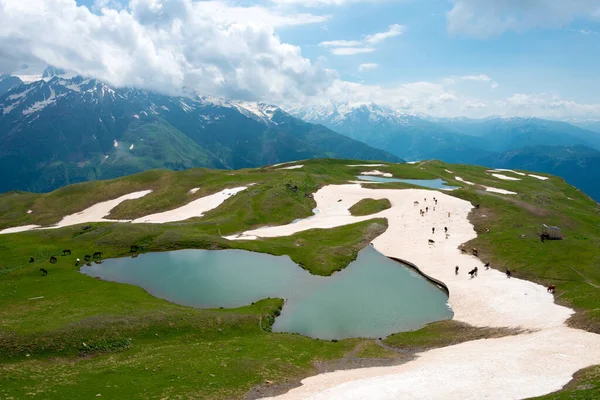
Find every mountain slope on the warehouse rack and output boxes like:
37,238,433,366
481,145,600,201
0,75,22,97
289,103,485,162
0,77,400,193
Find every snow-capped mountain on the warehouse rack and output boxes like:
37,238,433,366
0,74,400,193
289,102,600,163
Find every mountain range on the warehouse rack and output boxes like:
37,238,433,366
290,103,600,201
0,70,400,193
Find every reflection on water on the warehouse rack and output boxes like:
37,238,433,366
81,247,452,340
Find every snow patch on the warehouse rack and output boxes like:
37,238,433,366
189,188,200,194
485,186,518,195
129,144,134,150
133,187,249,224
347,164,385,167
113,139,118,148
455,176,475,186
278,165,303,170
360,170,393,178
490,173,521,181
529,174,549,181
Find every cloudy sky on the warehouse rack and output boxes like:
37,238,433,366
1,0,600,118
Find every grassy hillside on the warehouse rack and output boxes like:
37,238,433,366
1,159,599,399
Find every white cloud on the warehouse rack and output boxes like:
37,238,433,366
0,0,334,102
331,47,375,55
447,0,600,37
358,63,378,71
460,74,492,82
269,0,376,7
320,23,405,56
319,40,363,47
364,24,405,45
502,93,600,118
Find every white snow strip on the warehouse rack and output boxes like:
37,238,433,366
529,174,549,180
360,170,393,178
129,144,134,150
347,164,385,167
278,165,303,170
0,191,152,235
406,161,419,164
492,169,527,176
455,176,475,185
270,160,307,167
444,169,454,173
485,186,518,195
0,225,42,234
229,184,600,400
113,139,118,148
132,187,248,224
132,114,139,119
55,190,152,227
490,173,521,181
104,155,109,159
188,188,200,194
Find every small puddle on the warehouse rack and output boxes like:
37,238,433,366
81,247,452,340
357,176,458,190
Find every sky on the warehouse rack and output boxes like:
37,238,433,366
1,0,600,118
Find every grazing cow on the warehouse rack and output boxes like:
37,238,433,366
49,256,57,264
62,249,71,256
506,269,511,278
472,248,479,257
29,257,35,263
93,251,103,259
39,268,48,276
547,285,556,294
455,266,459,275
428,239,435,245
84,255,92,262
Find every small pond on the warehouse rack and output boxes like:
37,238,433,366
357,176,458,190
80,246,452,340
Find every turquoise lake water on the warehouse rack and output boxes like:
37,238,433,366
357,176,458,190
80,247,452,340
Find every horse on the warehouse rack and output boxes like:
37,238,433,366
49,256,57,264
39,268,48,276
29,257,35,263
547,285,556,294
93,251,103,259
62,249,71,256
428,239,435,245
